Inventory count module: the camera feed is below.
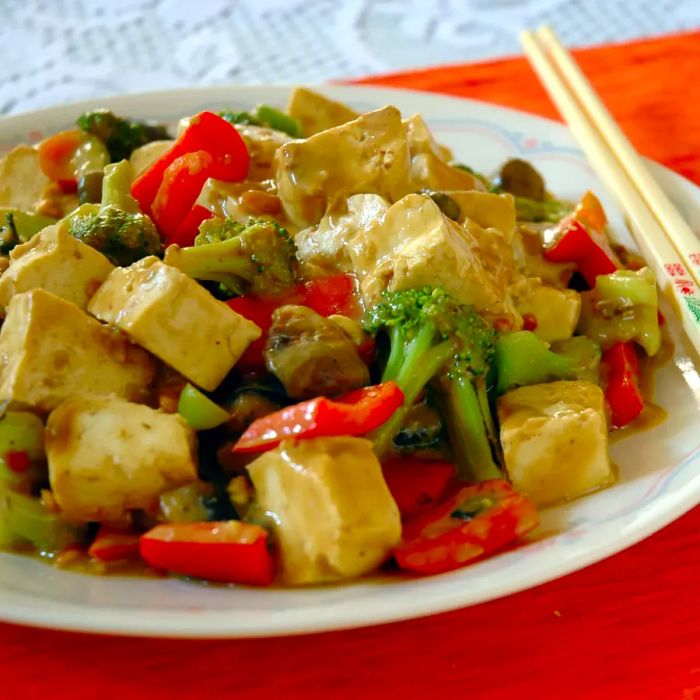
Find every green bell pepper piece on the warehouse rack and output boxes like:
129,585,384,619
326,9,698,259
101,160,139,213
495,331,575,395
0,486,81,552
253,105,302,138
177,384,230,430
549,336,602,385
578,267,661,356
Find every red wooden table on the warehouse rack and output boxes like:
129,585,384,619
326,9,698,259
3,31,700,700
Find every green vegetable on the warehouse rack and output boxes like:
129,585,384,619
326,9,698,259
77,109,171,162
364,286,499,481
101,160,140,213
514,195,571,223
495,331,575,395
0,411,45,460
220,104,302,138
178,384,230,430
0,210,57,253
0,486,81,552
550,336,601,385
164,217,297,296
253,105,302,138
578,267,661,356
158,482,215,523
67,160,161,266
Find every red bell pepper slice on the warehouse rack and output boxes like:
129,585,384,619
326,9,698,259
227,274,361,370
233,381,405,453
4,450,30,474
393,479,539,575
602,342,644,428
544,218,618,287
139,520,274,586
574,190,608,233
132,111,249,212
382,458,455,520
88,525,141,563
171,204,215,248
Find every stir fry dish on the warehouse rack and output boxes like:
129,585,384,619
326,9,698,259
0,88,664,586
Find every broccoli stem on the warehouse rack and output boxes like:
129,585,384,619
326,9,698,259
382,325,406,383
374,334,454,458
164,238,253,289
101,160,139,213
438,375,501,482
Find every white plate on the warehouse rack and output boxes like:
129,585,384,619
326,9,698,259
1,85,699,638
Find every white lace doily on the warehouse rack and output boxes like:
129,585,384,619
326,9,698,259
1,0,698,115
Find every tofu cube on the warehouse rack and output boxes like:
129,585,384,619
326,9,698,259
247,436,401,585
47,394,197,522
0,289,154,413
348,193,518,320
512,278,581,342
286,87,359,137
498,380,612,506
88,257,261,391
276,106,412,227
0,223,114,314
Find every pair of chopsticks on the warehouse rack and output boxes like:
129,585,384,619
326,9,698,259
521,26,700,351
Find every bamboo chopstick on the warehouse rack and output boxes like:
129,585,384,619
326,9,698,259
520,27,700,351
535,26,700,285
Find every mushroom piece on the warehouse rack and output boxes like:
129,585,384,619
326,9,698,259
264,304,369,399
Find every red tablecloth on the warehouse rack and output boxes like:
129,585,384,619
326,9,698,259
3,31,700,700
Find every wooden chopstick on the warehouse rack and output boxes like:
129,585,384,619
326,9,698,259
520,27,700,352
535,26,700,286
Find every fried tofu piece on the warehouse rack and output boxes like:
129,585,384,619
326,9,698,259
235,124,295,181
286,87,359,137
0,289,154,412
511,278,581,342
247,436,401,585
276,106,412,228
0,145,50,212
498,380,612,506
447,191,517,243
403,113,453,162
129,140,174,176
348,193,519,320
0,223,114,314
47,394,197,522
410,152,486,192
294,193,389,275
88,257,261,391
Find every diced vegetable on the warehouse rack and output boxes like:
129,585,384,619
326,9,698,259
393,479,538,574
544,218,617,287
38,129,109,192
549,336,601,385
233,382,404,453
579,267,661,356
602,342,644,428
220,104,303,138
88,525,140,562
177,384,230,430
381,458,455,519
0,485,81,552
495,331,574,395
131,111,250,235
139,520,275,586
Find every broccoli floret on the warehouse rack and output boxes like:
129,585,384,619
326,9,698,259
514,195,571,223
164,217,297,296
76,109,171,162
66,160,161,266
69,206,161,266
364,287,500,481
